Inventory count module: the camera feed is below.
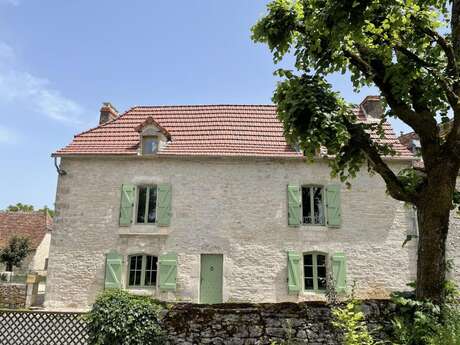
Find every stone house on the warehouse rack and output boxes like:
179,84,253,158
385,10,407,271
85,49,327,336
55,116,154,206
0,210,52,274
45,97,421,310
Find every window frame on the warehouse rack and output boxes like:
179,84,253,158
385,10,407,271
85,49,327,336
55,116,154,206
135,185,157,225
127,254,158,289
303,251,328,292
301,185,326,226
142,135,159,155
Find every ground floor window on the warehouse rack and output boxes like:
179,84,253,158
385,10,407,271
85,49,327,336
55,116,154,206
303,252,327,291
128,254,158,288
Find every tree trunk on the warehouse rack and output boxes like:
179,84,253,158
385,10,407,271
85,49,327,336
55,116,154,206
5,262,12,272
415,165,457,303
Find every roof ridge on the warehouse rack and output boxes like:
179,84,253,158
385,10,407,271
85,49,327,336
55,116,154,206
131,104,276,109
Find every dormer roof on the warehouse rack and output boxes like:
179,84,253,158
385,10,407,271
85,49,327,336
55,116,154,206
134,116,171,140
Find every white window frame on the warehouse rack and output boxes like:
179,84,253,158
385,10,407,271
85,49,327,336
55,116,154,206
301,185,326,226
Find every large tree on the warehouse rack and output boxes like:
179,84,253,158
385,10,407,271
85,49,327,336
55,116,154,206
252,0,460,303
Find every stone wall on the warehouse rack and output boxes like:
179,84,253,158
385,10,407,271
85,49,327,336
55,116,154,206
46,156,418,309
162,300,394,345
0,283,27,309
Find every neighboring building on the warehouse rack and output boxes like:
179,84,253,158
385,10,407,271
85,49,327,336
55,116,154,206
0,210,52,274
46,97,418,310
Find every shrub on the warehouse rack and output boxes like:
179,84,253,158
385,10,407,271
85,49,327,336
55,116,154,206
332,300,377,345
391,281,460,345
86,289,165,345
427,304,460,345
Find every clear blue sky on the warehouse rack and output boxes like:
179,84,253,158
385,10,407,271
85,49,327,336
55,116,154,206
0,0,409,210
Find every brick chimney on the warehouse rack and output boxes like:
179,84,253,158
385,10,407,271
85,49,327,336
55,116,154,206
360,96,383,119
99,102,118,125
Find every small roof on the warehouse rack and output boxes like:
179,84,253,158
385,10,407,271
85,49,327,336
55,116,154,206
0,211,52,250
54,103,413,158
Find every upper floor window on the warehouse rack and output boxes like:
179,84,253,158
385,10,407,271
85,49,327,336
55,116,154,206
128,254,158,288
137,186,157,224
304,252,327,291
142,136,159,155
302,186,325,225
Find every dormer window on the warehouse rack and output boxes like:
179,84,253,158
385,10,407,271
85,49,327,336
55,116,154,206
135,116,171,156
142,136,159,155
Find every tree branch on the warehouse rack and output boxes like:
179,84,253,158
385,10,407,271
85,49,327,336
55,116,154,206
344,117,416,203
344,48,434,134
422,27,458,78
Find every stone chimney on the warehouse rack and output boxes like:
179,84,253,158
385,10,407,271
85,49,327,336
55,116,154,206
99,102,118,125
360,95,383,119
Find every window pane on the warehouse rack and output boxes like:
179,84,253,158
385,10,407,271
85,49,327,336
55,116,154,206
147,187,157,223
143,137,158,154
317,255,326,267
135,256,143,270
129,255,143,286
134,270,141,285
304,265,313,278
313,187,324,224
302,187,312,224
317,266,326,279
129,271,135,286
137,187,147,223
304,254,312,266
144,256,158,286
305,278,314,290
318,277,327,290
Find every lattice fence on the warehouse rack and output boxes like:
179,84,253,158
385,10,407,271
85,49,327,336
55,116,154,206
0,310,88,345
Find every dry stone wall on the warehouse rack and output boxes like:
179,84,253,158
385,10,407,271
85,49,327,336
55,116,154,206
0,283,27,309
162,300,394,345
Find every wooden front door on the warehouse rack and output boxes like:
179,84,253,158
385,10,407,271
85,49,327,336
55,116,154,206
200,254,223,304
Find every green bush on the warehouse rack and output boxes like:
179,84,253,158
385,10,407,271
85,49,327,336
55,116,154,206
391,281,460,345
427,304,460,345
332,300,377,345
391,295,440,345
86,289,165,345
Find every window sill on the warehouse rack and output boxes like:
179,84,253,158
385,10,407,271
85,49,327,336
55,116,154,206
119,223,169,236
119,231,169,236
126,288,157,296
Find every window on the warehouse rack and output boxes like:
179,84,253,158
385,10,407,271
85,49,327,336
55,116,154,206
302,186,325,225
128,254,158,288
304,253,327,291
142,136,159,154
136,186,157,224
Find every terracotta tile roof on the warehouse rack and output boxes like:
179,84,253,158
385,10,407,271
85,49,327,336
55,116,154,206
55,104,413,159
0,211,52,250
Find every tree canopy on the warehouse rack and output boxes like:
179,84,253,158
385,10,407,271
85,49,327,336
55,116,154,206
0,236,30,272
252,0,460,302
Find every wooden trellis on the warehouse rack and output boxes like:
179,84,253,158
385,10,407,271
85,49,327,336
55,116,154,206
0,310,88,345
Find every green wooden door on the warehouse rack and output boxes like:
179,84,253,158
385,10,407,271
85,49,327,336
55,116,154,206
200,254,223,304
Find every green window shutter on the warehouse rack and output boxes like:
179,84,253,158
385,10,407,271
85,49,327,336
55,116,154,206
104,251,123,289
119,184,135,226
326,184,341,227
331,252,347,293
159,252,177,291
156,183,172,226
287,184,301,226
287,251,301,294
